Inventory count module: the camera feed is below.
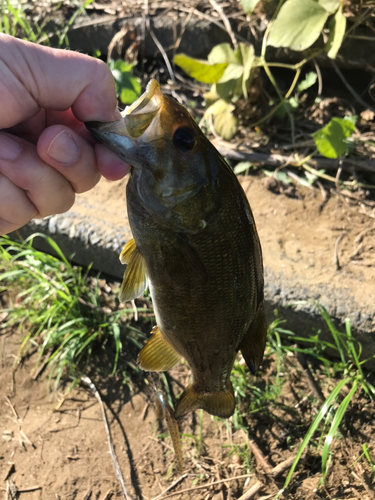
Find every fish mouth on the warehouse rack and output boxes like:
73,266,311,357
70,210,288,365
86,79,164,141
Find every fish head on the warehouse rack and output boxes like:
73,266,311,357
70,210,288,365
86,79,222,232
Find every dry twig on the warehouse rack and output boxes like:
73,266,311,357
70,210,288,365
151,473,253,500
80,376,135,500
215,146,375,174
296,352,325,402
209,0,237,50
334,233,346,271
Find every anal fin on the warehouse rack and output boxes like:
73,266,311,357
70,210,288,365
119,238,148,302
174,383,235,419
240,301,267,374
138,326,181,371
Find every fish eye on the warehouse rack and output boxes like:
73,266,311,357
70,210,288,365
173,127,196,152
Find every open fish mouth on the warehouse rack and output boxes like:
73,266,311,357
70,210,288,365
86,79,164,141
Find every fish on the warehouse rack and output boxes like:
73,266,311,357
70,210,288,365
86,79,267,419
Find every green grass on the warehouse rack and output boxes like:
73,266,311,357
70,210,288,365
229,304,375,495
0,233,146,390
0,0,93,46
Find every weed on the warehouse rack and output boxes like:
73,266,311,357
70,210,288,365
0,0,93,47
0,233,145,390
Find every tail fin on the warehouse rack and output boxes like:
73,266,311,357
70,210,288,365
174,383,235,419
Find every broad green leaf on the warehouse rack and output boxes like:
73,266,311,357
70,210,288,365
113,71,141,105
205,98,231,117
274,171,292,184
216,79,237,99
205,99,238,139
326,5,346,59
174,54,227,83
241,0,261,14
234,162,253,174
239,43,255,99
267,0,329,51
297,72,317,92
214,107,238,140
218,63,244,83
312,117,356,158
274,97,299,119
120,86,140,105
208,43,238,64
318,0,340,14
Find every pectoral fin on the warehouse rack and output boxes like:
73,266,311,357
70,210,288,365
119,238,148,302
174,383,235,419
138,326,181,371
240,301,267,374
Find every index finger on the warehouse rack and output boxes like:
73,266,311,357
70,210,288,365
0,34,120,128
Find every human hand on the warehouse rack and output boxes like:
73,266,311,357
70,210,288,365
0,34,130,236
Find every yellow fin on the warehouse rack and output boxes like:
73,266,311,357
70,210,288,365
240,301,267,374
119,238,136,264
174,383,235,419
138,326,181,371
119,238,148,302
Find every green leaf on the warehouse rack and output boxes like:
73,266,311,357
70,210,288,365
326,5,346,59
174,54,227,83
297,72,317,92
112,70,141,105
205,99,238,140
274,171,292,184
240,0,261,14
312,117,356,158
208,43,238,64
234,161,253,174
318,0,340,14
239,43,255,99
267,0,329,51
214,107,238,140
274,98,299,119
216,79,237,99
218,63,244,83
205,98,231,117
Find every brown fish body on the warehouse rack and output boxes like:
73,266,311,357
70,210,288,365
86,79,267,419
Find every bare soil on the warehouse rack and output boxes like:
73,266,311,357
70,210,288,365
1,317,375,500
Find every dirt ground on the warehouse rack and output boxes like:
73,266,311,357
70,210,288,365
1,319,375,500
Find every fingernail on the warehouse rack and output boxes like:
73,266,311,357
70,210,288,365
47,130,79,165
0,133,22,161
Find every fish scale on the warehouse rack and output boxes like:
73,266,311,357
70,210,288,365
86,79,267,419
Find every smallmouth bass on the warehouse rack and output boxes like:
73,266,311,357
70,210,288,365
86,79,267,419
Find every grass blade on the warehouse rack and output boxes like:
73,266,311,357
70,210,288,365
321,378,358,480
279,377,351,496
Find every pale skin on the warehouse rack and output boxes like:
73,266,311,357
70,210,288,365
0,34,130,236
